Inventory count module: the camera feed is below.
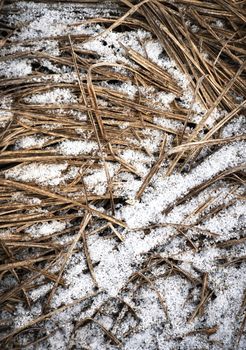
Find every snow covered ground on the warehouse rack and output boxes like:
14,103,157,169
0,2,245,349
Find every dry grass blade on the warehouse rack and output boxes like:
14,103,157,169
123,0,246,169
81,212,99,287
131,271,169,319
0,179,126,227
0,292,99,345
43,212,92,311
75,317,122,346
189,290,214,323
84,0,151,44
0,254,57,272
136,134,167,199
168,134,246,155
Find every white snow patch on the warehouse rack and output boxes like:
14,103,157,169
58,140,98,155
5,162,79,186
24,88,77,105
26,220,67,238
120,142,246,229
15,135,53,149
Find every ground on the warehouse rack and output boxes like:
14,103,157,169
0,1,245,349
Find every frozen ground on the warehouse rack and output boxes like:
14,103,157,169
0,2,245,349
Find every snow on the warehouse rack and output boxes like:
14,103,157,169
0,1,245,350
119,142,245,229
15,135,53,149
145,40,190,90
81,29,152,66
58,140,98,156
24,88,77,105
26,221,67,238
0,97,13,128
5,163,79,186
84,162,120,195
0,59,32,78
221,114,246,138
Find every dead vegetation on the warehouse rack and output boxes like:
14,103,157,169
0,0,245,349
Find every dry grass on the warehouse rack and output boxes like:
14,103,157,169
0,0,245,348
